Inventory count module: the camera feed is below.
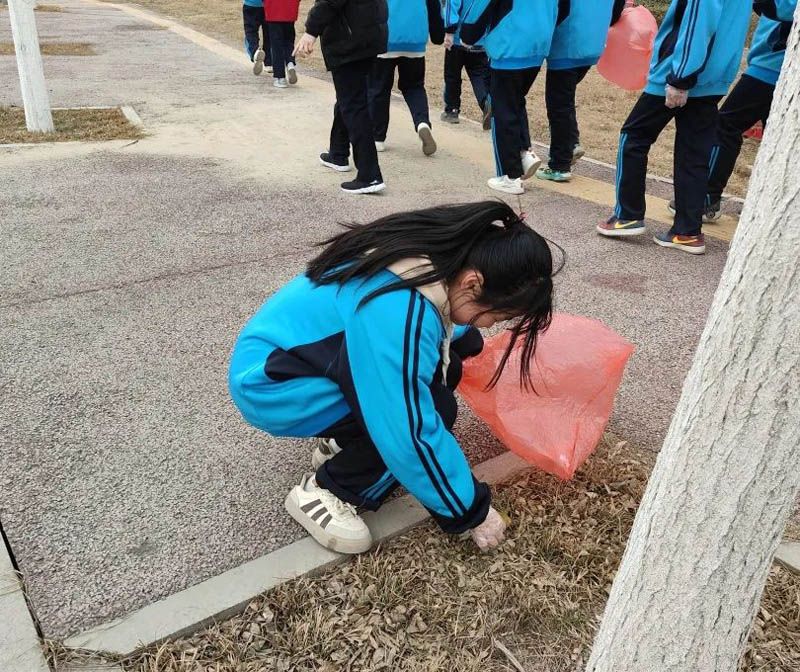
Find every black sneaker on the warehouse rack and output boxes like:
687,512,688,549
441,110,460,124
341,179,386,195
667,198,721,223
319,152,352,173
481,100,492,131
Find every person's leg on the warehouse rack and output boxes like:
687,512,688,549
267,22,286,79
397,56,431,130
490,68,527,179
333,58,383,183
545,66,589,172
328,102,351,164
671,96,721,237
707,75,774,205
567,66,590,151
242,5,260,60
443,46,464,114
287,22,296,66
517,67,539,153
368,57,396,143
260,14,272,66
279,22,296,81
464,48,490,111
614,93,674,221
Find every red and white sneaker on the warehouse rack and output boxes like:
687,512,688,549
653,232,706,255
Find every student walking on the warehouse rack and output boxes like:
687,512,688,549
229,201,559,554
597,0,753,255
441,0,491,128
243,0,272,75
295,0,388,194
461,0,560,196
265,0,300,88
668,0,797,221
367,0,443,156
537,0,626,183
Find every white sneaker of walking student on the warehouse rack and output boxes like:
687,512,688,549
274,78,289,89
521,150,542,181
375,141,386,152
417,123,437,156
285,473,373,554
488,175,524,195
287,62,298,85
252,48,266,75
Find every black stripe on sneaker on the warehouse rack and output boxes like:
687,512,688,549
311,506,327,521
319,514,332,529
301,499,321,513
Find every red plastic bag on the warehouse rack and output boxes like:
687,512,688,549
597,3,658,91
459,314,634,480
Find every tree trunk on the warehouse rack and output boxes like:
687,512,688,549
586,18,800,672
8,0,54,133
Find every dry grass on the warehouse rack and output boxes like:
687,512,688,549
36,4,65,11
0,41,95,55
46,438,800,672
100,0,757,198
0,106,143,143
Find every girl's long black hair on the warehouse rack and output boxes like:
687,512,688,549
307,201,563,389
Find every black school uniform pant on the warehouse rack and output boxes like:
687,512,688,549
489,67,539,179
242,5,271,64
315,328,484,517
267,22,295,79
545,65,590,172
329,57,383,184
707,74,774,205
615,92,721,236
443,46,490,113
368,56,431,142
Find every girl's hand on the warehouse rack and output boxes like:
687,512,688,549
293,33,317,58
665,84,688,109
444,33,455,50
470,506,506,551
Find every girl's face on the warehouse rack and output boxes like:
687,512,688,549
447,270,516,328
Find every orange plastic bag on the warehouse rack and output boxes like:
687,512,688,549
459,314,634,480
597,3,658,91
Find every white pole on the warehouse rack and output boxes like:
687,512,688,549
7,0,54,133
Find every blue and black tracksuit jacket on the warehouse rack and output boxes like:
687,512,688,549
548,0,626,70
228,266,491,533
459,0,560,70
747,0,796,85
645,0,753,97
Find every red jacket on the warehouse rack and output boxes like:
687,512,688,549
264,0,299,22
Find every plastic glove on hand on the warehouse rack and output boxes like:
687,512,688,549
444,33,455,50
665,84,689,109
470,506,507,551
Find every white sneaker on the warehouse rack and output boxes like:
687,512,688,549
252,48,265,75
285,474,372,554
266,65,273,75
287,62,298,85
571,144,585,166
274,78,288,89
417,123,437,156
520,150,542,181
312,438,342,470
375,141,386,152
488,175,524,195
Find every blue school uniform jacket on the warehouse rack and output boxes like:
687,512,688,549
548,0,625,70
645,0,752,98
228,264,491,533
460,0,559,70
442,0,485,49
747,0,797,85
385,0,429,53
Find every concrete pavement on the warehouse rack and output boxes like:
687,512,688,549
1,0,729,639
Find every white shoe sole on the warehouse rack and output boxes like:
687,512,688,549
274,82,288,89
287,66,298,85
418,126,437,156
596,225,646,237
320,157,353,172
341,182,386,195
252,50,265,76
487,179,523,196
653,235,705,255
571,147,585,166
284,489,372,555
667,203,721,224
521,156,542,181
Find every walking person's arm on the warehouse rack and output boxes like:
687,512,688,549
295,0,347,56
459,0,498,47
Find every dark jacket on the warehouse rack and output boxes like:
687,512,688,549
305,0,389,71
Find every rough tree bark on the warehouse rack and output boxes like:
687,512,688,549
586,17,800,672
8,0,54,132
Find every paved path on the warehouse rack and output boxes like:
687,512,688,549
1,0,730,639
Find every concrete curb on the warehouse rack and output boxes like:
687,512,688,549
63,451,531,657
0,531,50,672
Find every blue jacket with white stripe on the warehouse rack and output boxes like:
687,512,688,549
460,0,559,70
385,0,429,54
548,0,626,70
747,0,796,85
645,0,752,98
228,268,491,533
